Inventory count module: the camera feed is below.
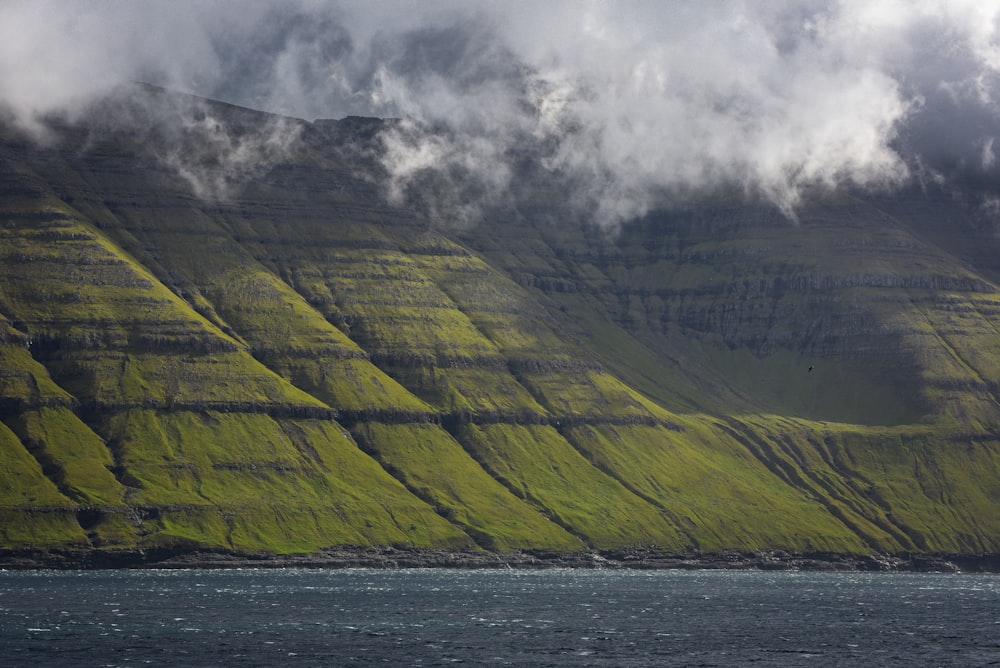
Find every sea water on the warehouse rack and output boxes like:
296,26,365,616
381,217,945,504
0,568,997,666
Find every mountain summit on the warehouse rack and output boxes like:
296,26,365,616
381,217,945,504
1,87,999,563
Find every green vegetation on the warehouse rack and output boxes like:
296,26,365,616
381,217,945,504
561,420,874,553
1,90,999,558
0,422,87,548
352,422,582,551
0,421,74,508
9,407,126,506
455,423,685,548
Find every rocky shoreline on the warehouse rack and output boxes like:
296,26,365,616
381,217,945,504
2,547,998,572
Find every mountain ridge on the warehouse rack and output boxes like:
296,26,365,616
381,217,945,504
1,86,999,562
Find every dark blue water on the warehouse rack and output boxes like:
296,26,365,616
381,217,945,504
0,568,997,666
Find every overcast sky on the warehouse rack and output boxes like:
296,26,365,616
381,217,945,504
3,0,1000,222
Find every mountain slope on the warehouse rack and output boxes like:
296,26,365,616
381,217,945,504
1,87,999,559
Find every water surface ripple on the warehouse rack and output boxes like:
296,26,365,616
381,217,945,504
1,568,998,666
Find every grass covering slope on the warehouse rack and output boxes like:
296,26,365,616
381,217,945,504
100,409,470,552
63,168,600,549
455,423,686,549
561,420,875,553
85,200,433,416
0,159,478,552
0,420,74,508
1,91,999,557
0,421,87,547
0,328,136,545
466,200,995,426
352,422,583,551
808,425,1000,553
8,407,126,507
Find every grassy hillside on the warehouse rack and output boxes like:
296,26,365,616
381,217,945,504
1,87,999,558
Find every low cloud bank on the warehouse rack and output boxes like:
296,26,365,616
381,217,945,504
3,1,1000,224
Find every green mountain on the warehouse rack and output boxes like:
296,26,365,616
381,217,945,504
2,87,999,560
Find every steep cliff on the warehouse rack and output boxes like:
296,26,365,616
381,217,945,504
1,87,999,559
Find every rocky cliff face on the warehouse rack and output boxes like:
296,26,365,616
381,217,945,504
2,87,999,559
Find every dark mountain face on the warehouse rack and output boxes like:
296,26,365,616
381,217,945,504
1,87,1000,560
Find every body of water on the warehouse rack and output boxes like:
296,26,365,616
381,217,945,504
0,568,998,666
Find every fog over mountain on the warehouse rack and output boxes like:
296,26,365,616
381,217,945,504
3,1,1000,223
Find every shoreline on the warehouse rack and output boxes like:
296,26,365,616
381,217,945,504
2,547,998,572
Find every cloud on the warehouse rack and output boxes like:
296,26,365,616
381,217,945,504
3,1,1000,222
0,1,222,131
152,100,305,201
